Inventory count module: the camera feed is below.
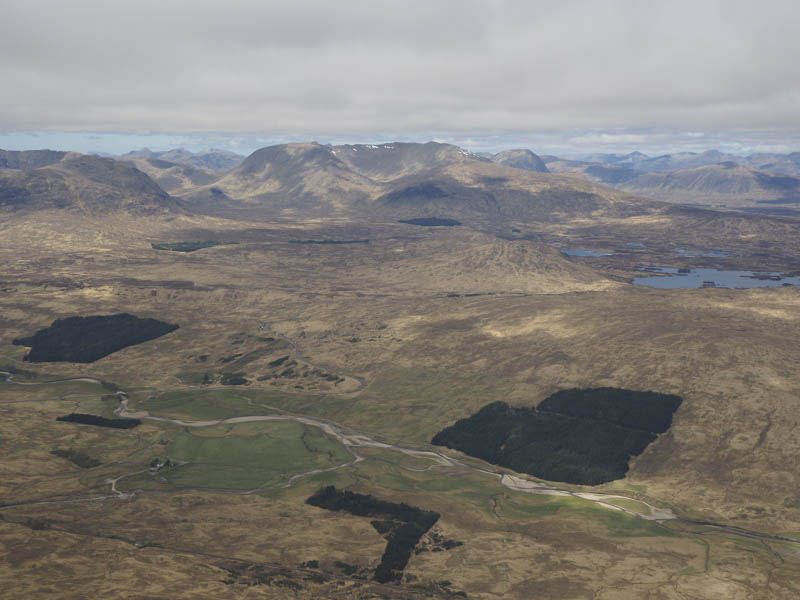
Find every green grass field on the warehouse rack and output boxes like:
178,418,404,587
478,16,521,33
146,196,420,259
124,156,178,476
603,497,652,514
118,420,352,492
128,367,517,448
0,344,29,363
131,387,342,420
295,448,673,538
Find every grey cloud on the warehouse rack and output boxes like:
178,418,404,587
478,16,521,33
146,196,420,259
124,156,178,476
1,0,799,138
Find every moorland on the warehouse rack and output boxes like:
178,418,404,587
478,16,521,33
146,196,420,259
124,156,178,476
2,142,800,598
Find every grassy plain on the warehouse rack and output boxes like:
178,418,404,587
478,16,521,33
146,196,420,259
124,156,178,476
119,420,352,491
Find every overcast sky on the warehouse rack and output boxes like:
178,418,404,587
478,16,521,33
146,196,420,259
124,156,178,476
1,0,799,156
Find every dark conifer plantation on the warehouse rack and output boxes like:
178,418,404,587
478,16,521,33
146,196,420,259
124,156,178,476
14,313,178,362
432,388,682,485
307,486,439,583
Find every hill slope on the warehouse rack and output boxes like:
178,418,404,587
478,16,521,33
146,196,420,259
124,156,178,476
0,150,178,214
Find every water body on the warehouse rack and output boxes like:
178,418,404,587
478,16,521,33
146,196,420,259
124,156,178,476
633,267,800,289
562,249,614,257
675,248,731,258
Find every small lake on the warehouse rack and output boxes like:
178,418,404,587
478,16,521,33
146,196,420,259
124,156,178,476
675,248,731,258
633,267,800,289
562,249,614,257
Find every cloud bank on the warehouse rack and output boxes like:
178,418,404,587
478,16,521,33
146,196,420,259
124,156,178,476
1,0,799,152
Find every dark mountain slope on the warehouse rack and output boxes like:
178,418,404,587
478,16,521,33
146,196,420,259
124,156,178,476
0,149,67,170
0,151,179,214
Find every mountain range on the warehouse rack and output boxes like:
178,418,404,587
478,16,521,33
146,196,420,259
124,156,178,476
180,141,645,224
543,151,800,209
572,149,800,176
4,141,800,219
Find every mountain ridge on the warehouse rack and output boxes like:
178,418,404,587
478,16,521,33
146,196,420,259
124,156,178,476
178,141,657,223
0,150,179,214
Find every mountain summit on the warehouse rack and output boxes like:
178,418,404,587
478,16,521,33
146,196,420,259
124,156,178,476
491,149,549,173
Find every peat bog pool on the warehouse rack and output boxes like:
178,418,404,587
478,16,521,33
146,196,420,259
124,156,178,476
675,248,731,258
633,267,800,289
562,248,614,257
562,246,734,259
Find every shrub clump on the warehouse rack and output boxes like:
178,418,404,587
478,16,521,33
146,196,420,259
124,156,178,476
50,448,102,468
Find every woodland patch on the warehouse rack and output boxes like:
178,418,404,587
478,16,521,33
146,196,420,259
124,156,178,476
307,486,440,583
50,448,102,468
56,413,141,429
432,388,682,485
13,313,178,363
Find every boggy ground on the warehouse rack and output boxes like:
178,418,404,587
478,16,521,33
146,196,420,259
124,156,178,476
1,210,800,597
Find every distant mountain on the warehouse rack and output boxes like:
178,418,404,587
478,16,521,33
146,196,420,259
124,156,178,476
543,157,641,186
122,157,219,193
197,142,376,215
633,150,739,173
541,150,800,208
568,149,800,177
119,148,244,172
618,162,800,206
581,151,650,168
490,149,549,173
0,149,67,170
0,150,178,214
179,141,653,224
330,142,489,181
746,152,800,177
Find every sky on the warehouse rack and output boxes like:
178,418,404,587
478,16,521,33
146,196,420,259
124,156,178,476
1,0,799,157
